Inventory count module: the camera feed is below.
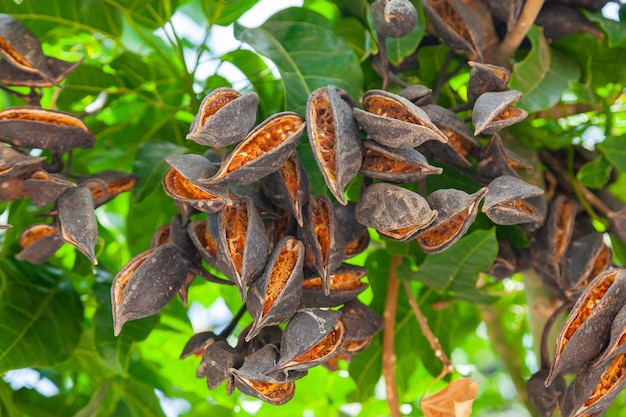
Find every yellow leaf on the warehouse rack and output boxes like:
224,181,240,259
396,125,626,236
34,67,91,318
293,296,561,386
421,378,479,417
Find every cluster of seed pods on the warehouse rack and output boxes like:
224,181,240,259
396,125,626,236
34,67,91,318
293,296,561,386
0,14,137,263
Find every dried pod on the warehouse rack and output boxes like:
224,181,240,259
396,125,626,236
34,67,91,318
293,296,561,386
417,187,488,253
0,224,10,229
536,4,604,43
272,308,345,373
0,145,45,175
360,139,442,183
180,331,220,359
23,170,75,207
217,196,270,300
333,203,370,259
203,112,306,184
488,241,517,279
150,223,171,249
261,152,310,227
187,219,219,269
563,233,612,298
422,0,483,61
355,182,437,241
163,154,230,213
307,85,362,205
76,177,110,208
473,90,528,135
607,208,626,243
299,195,346,294
246,236,304,341
265,208,298,249
237,325,283,359
546,268,626,386
482,0,523,32
0,107,95,151
476,134,531,179
57,187,98,264
482,175,545,226
595,304,626,364
339,300,384,353
399,84,432,106
78,170,138,207
187,88,258,146
111,243,188,336
353,89,447,148
15,223,64,264
467,61,510,106
0,55,82,87
300,264,368,308
198,340,244,389
526,369,566,417
371,0,418,38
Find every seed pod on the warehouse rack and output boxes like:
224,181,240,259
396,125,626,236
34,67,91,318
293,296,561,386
180,331,220,359
399,84,432,106
78,170,138,208
217,196,270,301
57,187,99,264
163,154,230,213
237,325,283,359
333,203,370,259
595,304,626,364
307,85,362,205
203,112,306,184
265,208,298,249
482,175,545,226
355,182,437,241
339,300,384,353
488,241,517,279
0,145,45,175
467,61,510,106
360,139,442,183
0,107,95,151
421,0,483,61
272,308,345,373
563,233,611,298
0,14,55,83
23,170,75,208
261,152,310,227
187,219,219,269
535,4,604,43
353,90,447,148
476,134,531,179
371,0,418,38
0,55,83,87
246,236,304,342
187,88,258,146
111,243,188,336
15,223,64,264
299,195,345,294
198,340,245,389
526,369,566,417
473,90,528,136
417,187,488,253
546,268,626,386
300,264,368,308
482,0,523,32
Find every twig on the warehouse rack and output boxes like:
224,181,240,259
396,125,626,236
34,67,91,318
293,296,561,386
383,255,402,417
218,304,247,339
432,52,465,104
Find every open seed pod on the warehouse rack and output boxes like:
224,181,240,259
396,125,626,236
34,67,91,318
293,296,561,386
307,85,362,205
476,134,531,179
546,268,626,386
180,331,221,359
0,55,83,87
339,300,384,354
0,107,95,151
333,203,370,259
0,14,55,83
299,195,346,294
473,90,527,136
265,208,298,249
421,0,483,61
15,223,64,264
111,243,188,336
0,145,45,175
353,89,447,148
78,170,138,208
399,84,432,106
536,4,604,43
526,369,566,417
482,0,523,32
198,340,245,389
467,62,510,106
187,219,219,269
237,325,283,359
360,139,442,183
417,187,488,253
216,196,269,301
595,304,626,364
355,182,437,242
300,264,368,308
57,186,98,264
371,0,418,38
563,233,612,299
187,88,258,146
202,112,306,185
261,152,310,227
482,175,545,226
246,236,304,342
271,308,345,373
23,170,75,207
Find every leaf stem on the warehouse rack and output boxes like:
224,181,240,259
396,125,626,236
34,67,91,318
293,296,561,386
383,255,402,417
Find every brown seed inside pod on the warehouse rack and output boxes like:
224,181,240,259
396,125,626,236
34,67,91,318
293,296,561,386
0,108,88,130
279,156,300,205
438,126,474,157
108,177,138,195
363,95,421,125
224,199,249,278
311,197,331,265
556,199,577,260
585,354,626,407
590,246,611,279
501,199,537,215
426,0,472,42
361,149,424,173
248,379,294,403
164,169,217,200
263,237,301,315
19,224,57,248
310,89,337,179
292,320,345,364
303,271,363,291
195,221,217,256
151,224,171,248
418,211,467,248
198,90,241,128
493,107,525,123
343,338,372,354
112,250,152,305
345,230,369,258
0,37,31,67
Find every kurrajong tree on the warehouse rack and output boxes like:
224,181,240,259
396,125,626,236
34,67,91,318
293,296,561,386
2,1,626,416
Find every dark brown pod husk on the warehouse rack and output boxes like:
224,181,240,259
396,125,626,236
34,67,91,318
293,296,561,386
300,264,368,308
353,89,447,148
467,61,510,106
271,308,345,373
150,223,171,249
163,154,230,213
482,0,523,32
0,107,95,151
595,304,626,364
111,243,188,336
340,300,384,349
476,134,531,179
307,85,362,205
473,90,528,136
0,55,83,87
246,236,304,342
547,0,610,12
237,325,283,359
15,223,64,264
265,208,298,249
203,112,306,185
417,187,488,253
0,145,45,175
421,0,483,61
230,182,279,221
535,4,604,43
482,175,545,226
526,369,566,417
57,186,98,264
0,14,55,83
355,182,437,241
76,177,110,208
488,241,517,279
299,195,346,294
187,88,258,146
399,84,432,106
261,152,310,227
180,331,220,359
198,340,245,389
371,0,418,38
23,170,75,208
333,203,370,259
563,233,612,299
78,170,138,208
360,139,442,183
546,268,626,386
216,196,270,301
187,219,219,269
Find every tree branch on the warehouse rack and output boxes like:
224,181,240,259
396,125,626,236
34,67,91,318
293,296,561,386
383,255,402,417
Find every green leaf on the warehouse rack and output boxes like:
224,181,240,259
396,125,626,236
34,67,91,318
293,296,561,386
117,377,165,417
510,26,580,113
577,154,612,189
132,141,188,202
582,10,626,47
115,0,179,30
598,135,626,172
202,0,258,26
610,234,626,266
335,17,376,62
0,259,83,374
56,64,122,112
234,7,363,116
